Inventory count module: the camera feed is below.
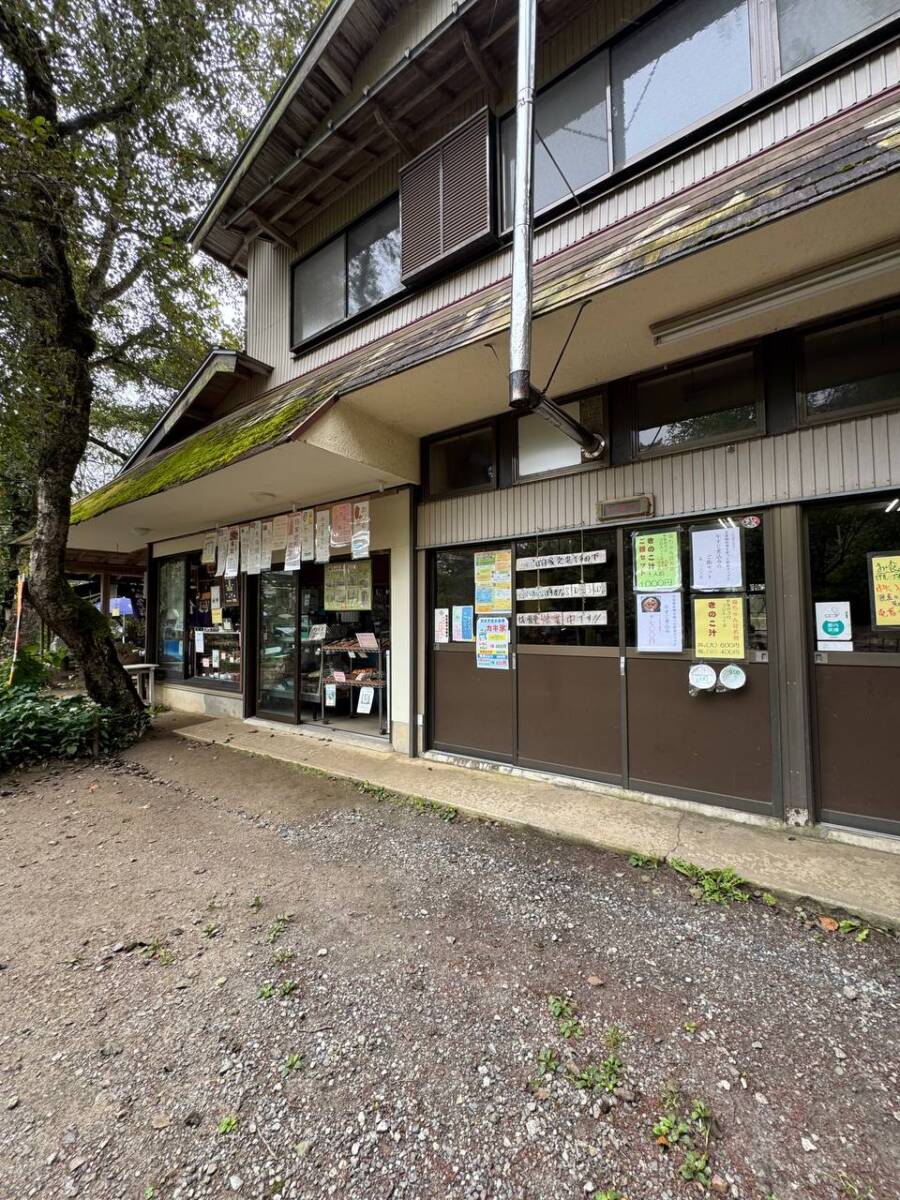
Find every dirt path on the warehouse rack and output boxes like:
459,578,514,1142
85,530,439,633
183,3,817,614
0,719,897,1200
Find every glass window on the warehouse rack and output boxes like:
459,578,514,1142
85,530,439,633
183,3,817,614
517,394,606,478
188,556,242,688
428,425,496,496
776,0,898,74
157,558,185,670
501,56,610,227
347,198,401,316
291,199,401,345
808,497,900,653
293,236,345,342
611,0,752,164
635,351,760,456
515,529,618,647
801,309,900,421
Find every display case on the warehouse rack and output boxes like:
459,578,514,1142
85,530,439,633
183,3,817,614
188,558,241,688
258,571,298,718
320,638,388,734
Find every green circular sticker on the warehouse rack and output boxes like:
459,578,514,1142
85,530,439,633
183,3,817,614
822,619,845,637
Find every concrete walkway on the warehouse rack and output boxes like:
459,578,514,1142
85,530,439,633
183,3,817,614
174,715,900,928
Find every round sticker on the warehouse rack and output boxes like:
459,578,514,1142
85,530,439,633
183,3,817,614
740,514,761,529
822,619,845,637
688,663,717,691
718,663,747,690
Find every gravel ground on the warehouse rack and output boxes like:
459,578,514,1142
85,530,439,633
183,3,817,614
1,717,898,1200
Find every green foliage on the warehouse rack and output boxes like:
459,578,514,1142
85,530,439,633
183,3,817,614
670,859,750,904
0,642,55,690
0,687,146,770
217,1114,238,1135
572,1055,622,1093
628,852,659,869
537,1048,560,1075
679,1150,711,1183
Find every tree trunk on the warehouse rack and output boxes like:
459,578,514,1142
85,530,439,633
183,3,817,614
27,358,145,719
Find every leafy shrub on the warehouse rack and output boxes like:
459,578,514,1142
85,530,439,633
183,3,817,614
0,643,54,691
0,689,146,771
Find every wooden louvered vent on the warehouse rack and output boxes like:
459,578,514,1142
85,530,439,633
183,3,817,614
400,109,497,286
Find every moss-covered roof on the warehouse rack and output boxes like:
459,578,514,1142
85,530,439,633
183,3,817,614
72,385,331,525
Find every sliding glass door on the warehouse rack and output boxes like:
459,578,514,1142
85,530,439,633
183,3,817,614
257,571,299,722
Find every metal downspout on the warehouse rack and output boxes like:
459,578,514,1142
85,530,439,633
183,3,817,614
508,0,604,459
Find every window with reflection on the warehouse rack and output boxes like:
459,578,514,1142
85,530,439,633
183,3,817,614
428,424,496,497
291,197,401,345
635,351,761,456
501,55,610,227
157,558,185,671
611,0,752,163
515,530,618,647
517,393,606,479
808,498,900,653
800,308,900,422
776,0,898,74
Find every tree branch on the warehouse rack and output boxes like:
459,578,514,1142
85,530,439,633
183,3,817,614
0,1,58,122
98,254,149,305
57,44,159,137
0,267,47,288
87,434,129,461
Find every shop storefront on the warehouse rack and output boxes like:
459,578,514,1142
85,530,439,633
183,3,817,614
150,489,412,746
429,510,773,813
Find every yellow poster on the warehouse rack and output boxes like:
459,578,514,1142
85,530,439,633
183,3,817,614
693,595,746,661
870,552,900,628
474,549,512,614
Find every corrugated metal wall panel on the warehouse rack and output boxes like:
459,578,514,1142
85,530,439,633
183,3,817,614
417,416,900,546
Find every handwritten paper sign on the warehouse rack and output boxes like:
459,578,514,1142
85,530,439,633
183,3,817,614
284,513,303,570
516,611,607,627
356,631,379,652
216,527,229,575
260,521,273,571
633,531,681,591
474,550,512,614
869,552,900,628
357,686,375,715
516,550,607,571
307,623,327,642
637,592,683,653
271,513,289,551
301,508,315,562
476,616,509,669
201,531,218,565
315,510,331,563
351,500,371,560
244,521,262,575
691,526,743,591
693,595,746,661
325,683,337,707
434,608,450,643
452,605,474,641
224,526,240,578
331,502,352,548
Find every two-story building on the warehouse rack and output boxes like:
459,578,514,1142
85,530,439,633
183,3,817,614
69,0,900,838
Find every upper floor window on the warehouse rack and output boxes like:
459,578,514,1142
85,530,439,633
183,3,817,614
611,0,752,164
291,197,401,346
517,393,607,478
427,423,497,497
500,57,610,228
634,350,761,456
800,308,900,423
775,0,899,74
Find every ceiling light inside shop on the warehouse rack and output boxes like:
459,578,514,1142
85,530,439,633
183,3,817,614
886,497,899,513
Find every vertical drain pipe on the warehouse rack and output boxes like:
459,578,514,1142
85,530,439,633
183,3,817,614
508,0,604,458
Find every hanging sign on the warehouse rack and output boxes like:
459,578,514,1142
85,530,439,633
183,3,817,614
315,510,331,563
324,560,372,611
718,663,747,691
516,610,607,627
516,550,607,571
325,683,337,707
351,500,371,560
636,592,684,653
357,686,375,715
868,552,900,628
284,513,303,571
201,531,218,566
516,582,607,601
474,549,512,614
216,527,229,575
224,526,241,578
307,623,327,642
245,521,262,575
633,530,681,591
688,662,717,691
260,521,273,571
476,616,510,669
693,595,746,661
271,513,289,551
452,605,474,642
691,526,743,591
301,508,315,562
331,502,352,548
356,631,378,653
434,608,450,643
815,600,852,643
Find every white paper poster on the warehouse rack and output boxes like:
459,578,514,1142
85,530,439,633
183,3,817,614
245,521,262,575
331,502,352,547
211,585,221,610
325,683,337,707
315,510,330,563
452,605,474,641
201,531,217,565
195,630,205,653
271,513,289,551
636,592,684,653
211,649,221,668
297,508,313,562
351,500,370,560
356,631,378,652
815,600,852,643
224,526,240,578
260,521,273,571
434,607,450,643
308,623,327,642
691,527,743,591
216,527,229,575
284,513,303,571
357,686,375,715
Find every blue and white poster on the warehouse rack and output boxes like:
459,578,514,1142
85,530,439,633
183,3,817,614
452,605,474,642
